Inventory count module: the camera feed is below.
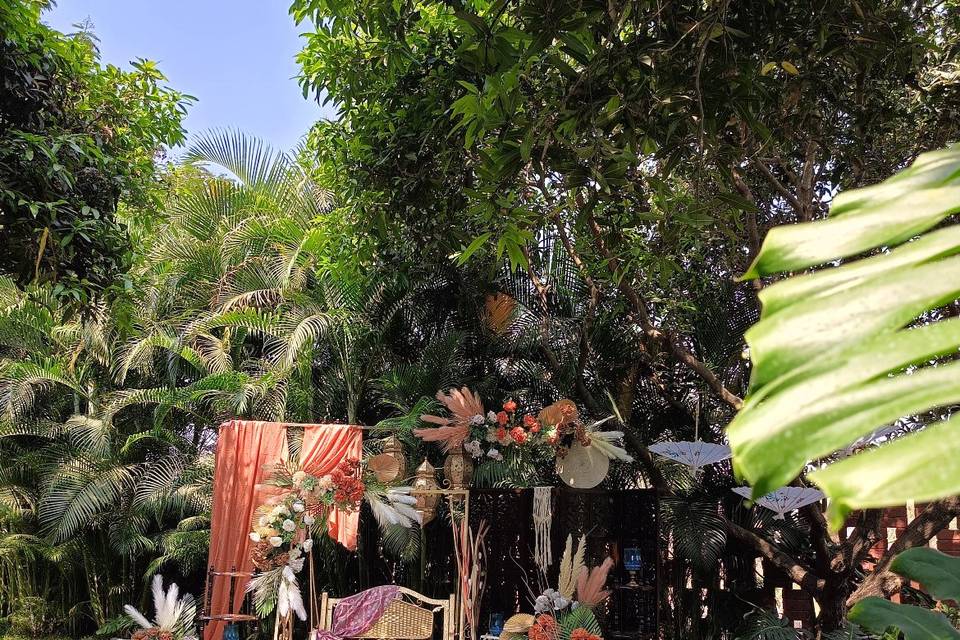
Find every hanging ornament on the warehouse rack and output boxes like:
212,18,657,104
732,486,825,520
411,460,440,525
532,486,553,573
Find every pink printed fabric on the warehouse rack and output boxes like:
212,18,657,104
316,585,400,640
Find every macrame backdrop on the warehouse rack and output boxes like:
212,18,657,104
532,486,553,573
204,421,362,640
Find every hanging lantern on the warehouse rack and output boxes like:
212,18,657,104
411,460,440,525
443,444,474,490
369,435,407,483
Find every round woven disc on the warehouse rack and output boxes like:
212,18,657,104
556,444,609,488
368,453,401,483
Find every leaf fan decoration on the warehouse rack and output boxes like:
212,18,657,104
728,144,960,528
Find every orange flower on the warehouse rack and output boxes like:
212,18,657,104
570,628,600,640
503,399,518,412
496,411,509,425
529,615,559,640
510,426,527,444
496,427,507,441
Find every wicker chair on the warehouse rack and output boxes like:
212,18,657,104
319,586,456,640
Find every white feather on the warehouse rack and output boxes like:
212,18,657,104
286,579,307,621
124,604,154,630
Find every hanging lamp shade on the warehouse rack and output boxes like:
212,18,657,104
732,486,824,520
648,441,731,469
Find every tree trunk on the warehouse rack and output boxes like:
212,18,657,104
816,576,852,633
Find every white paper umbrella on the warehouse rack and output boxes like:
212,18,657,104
733,486,825,519
649,441,731,469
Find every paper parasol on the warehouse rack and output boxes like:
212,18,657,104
732,486,825,519
556,443,609,488
648,441,731,469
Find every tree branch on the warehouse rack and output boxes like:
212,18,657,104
585,212,743,410
751,157,804,216
725,518,826,597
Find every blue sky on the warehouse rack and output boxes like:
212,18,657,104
44,1,336,152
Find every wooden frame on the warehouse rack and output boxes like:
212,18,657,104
320,586,456,640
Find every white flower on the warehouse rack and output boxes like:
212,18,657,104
282,519,296,532
292,470,307,486
463,440,483,459
487,448,503,461
303,514,316,526
302,539,314,553
470,414,485,426
292,501,305,513
258,515,271,527
249,531,261,543
486,411,498,423
485,428,498,443
269,536,284,547
289,547,301,560
318,475,335,490
288,556,305,572
534,595,551,613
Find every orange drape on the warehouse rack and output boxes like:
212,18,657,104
205,420,288,640
300,424,363,551
205,421,363,640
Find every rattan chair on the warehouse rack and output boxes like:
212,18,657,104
319,586,455,640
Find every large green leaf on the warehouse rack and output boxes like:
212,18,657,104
890,547,960,602
848,598,960,640
728,144,960,527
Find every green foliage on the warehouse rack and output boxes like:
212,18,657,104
850,548,960,639
0,1,192,301
729,145,960,527
849,598,960,640
558,606,602,640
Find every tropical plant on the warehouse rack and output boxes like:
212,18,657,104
728,144,960,632
0,0,192,301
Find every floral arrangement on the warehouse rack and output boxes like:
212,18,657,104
515,535,611,640
247,458,419,621
415,388,633,465
123,575,197,640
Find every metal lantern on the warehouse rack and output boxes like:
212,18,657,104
443,444,474,490
411,460,440,525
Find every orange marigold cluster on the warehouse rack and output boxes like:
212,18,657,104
570,628,601,640
529,615,559,640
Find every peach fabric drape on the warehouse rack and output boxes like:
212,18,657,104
205,421,363,640
300,424,363,551
205,420,288,640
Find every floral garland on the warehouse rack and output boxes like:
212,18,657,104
415,388,633,466
247,457,419,621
